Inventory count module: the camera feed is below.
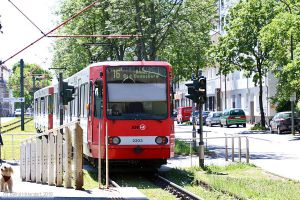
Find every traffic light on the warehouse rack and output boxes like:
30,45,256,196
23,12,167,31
60,81,75,105
185,81,199,103
198,77,207,101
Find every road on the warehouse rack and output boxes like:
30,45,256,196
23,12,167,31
175,122,300,181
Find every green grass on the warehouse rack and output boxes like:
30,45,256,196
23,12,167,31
1,118,35,160
175,139,198,155
163,163,300,200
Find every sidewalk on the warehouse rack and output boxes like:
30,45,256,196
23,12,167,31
0,161,147,200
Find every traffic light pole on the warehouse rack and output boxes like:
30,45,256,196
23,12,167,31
198,100,204,168
192,102,197,149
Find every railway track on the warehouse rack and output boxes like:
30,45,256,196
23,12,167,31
152,174,204,200
1,118,33,133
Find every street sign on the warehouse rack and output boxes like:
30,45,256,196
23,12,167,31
0,97,25,103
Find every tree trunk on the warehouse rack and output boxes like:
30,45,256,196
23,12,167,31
134,0,147,60
149,2,157,60
258,65,266,127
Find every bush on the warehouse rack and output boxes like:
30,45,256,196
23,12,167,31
250,123,268,131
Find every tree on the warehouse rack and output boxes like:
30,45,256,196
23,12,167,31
164,0,217,80
52,0,216,83
7,62,52,109
211,0,279,127
53,0,205,78
260,1,300,105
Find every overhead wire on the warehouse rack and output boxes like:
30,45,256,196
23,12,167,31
1,1,100,65
8,0,46,35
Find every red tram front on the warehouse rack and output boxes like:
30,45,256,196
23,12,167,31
89,61,174,167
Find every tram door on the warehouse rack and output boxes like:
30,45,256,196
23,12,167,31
88,81,94,143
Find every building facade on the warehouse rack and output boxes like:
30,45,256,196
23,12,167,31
0,65,14,117
203,0,277,123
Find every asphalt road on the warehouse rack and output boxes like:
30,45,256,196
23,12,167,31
175,122,300,181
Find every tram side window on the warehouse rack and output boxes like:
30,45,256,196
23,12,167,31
74,88,78,117
94,80,103,118
89,81,93,117
35,99,38,115
80,84,85,117
48,95,53,114
84,83,88,117
40,97,44,115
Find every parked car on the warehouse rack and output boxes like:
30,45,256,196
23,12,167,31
189,110,210,125
14,108,21,117
269,111,300,134
206,111,223,127
220,108,246,128
176,106,192,124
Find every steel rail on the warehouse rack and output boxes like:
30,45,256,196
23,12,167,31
155,175,204,200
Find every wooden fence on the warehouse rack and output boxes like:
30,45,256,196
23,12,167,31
20,121,83,190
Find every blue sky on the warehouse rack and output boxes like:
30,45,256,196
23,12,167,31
0,0,59,69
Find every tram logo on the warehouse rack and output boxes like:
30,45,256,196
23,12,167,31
139,124,146,130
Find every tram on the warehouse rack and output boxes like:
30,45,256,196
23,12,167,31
34,61,175,168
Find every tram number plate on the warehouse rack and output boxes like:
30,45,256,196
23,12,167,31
132,138,143,143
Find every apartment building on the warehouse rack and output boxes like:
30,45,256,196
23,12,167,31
203,0,277,122
0,65,14,117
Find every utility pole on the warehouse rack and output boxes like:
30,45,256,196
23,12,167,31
20,59,25,131
59,73,63,134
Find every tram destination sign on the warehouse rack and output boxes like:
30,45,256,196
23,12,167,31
107,66,167,83
0,97,25,103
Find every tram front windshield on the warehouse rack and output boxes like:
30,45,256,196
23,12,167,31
106,66,168,120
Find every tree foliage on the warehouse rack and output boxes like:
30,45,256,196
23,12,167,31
7,62,52,109
260,0,300,104
209,0,279,126
52,0,215,80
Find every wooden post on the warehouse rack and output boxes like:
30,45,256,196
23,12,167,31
56,129,63,186
246,137,250,163
25,141,31,181
48,134,55,186
42,135,48,184
74,123,83,190
64,127,72,188
30,140,36,182
36,137,42,183
20,142,26,181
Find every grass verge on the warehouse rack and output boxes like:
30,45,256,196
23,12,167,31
163,163,300,200
1,118,35,160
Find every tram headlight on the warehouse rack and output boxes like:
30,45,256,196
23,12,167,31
155,136,168,145
108,137,121,145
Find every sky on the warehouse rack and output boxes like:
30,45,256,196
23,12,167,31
0,0,60,70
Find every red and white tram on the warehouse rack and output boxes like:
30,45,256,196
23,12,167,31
34,86,54,132
34,61,175,168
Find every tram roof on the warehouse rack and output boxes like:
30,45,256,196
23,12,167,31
89,60,170,67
